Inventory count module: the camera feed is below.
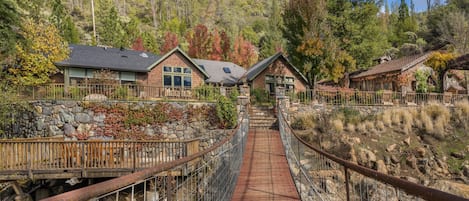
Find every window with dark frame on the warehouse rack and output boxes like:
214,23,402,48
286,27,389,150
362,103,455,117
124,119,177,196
163,66,192,88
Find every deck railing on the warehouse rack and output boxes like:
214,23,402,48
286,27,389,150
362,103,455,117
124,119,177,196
0,139,199,179
41,113,249,201
277,97,468,201
16,84,237,101
290,90,469,106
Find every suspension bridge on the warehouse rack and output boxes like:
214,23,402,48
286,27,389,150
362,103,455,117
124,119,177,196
1,95,468,201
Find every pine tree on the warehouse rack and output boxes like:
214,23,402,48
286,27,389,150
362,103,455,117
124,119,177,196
0,0,19,60
260,0,283,59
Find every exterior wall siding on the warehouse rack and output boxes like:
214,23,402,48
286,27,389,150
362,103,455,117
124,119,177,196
251,59,307,92
146,52,205,87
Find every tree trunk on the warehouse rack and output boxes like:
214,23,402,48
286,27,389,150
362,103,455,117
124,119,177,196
150,0,158,28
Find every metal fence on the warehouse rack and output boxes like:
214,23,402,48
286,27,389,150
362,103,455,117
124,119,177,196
16,84,238,101
290,90,469,106
0,139,199,180
41,113,249,201
277,99,469,201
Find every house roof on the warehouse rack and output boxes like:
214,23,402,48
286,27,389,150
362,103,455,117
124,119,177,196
55,44,161,72
245,52,309,84
449,54,469,70
194,59,246,86
350,53,432,79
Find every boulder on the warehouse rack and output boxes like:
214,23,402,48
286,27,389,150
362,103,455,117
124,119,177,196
416,147,426,158
83,94,107,101
75,113,91,123
376,160,388,174
386,144,397,152
403,137,411,145
63,124,76,136
451,151,466,159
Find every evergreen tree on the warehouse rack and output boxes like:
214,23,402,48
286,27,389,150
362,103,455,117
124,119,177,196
0,0,19,60
97,2,125,47
259,0,283,59
50,0,79,44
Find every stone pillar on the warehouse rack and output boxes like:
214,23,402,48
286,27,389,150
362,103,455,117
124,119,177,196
237,96,249,116
240,84,250,97
220,86,226,96
276,86,290,115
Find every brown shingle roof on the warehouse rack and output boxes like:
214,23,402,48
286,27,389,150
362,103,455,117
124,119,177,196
350,53,432,79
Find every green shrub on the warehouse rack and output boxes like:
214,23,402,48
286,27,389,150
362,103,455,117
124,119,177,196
229,87,240,103
251,88,272,105
113,86,129,99
195,84,220,101
216,95,237,128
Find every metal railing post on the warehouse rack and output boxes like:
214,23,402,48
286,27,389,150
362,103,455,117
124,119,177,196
345,166,350,201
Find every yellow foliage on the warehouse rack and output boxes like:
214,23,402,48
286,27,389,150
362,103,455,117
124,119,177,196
8,18,69,86
424,52,456,73
297,37,323,56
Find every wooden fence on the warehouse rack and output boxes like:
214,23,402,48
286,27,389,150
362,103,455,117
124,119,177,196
0,139,199,179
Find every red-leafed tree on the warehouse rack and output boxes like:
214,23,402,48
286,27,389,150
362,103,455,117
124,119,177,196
231,36,259,68
220,31,231,61
132,37,145,51
186,24,211,59
209,29,223,61
160,32,179,54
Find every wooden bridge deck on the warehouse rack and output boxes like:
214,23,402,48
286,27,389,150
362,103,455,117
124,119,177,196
232,128,300,201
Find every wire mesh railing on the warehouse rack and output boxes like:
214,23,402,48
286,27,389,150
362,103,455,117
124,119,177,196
277,97,469,201
290,90,469,106
41,113,249,201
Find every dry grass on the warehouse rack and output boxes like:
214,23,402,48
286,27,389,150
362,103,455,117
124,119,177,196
376,121,385,131
291,114,316,130
381,110,392,127
331,119,344,133
391,110,402,125
356,123,366,133
420,110,434,134
346,123,356,132
454,100,469,129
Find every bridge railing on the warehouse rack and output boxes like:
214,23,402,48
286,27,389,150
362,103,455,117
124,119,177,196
290,90,468,106
41,113,249,201
0,139,199,179
277,98,468,201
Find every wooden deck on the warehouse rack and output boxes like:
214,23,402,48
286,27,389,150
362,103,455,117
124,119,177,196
231,129,300,201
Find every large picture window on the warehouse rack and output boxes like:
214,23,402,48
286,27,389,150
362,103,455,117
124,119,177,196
163,66,192,88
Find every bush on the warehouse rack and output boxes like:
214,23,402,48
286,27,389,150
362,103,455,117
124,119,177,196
250,88,272,105
330,119,344,133
454,100,469,129
216,95,237,128
113,86,129,99
291,114,316,130
195,84,220,101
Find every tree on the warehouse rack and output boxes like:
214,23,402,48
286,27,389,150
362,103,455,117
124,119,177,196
230,36,259,68
424,52,456,92
209,29,223,61
186,24,211,59
7,18,69,86
132,37,145,51
160,32,179,54
220,31,231,61
437,10,469,54
0,0,19,60
141,31,159,54
260,0,284,59
97,2,125,47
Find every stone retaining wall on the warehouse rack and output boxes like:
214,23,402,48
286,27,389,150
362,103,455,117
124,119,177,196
3,101,230,149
